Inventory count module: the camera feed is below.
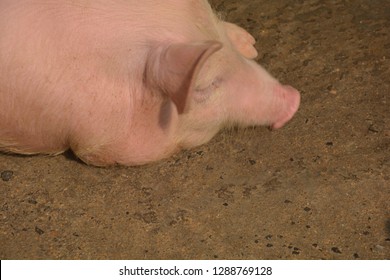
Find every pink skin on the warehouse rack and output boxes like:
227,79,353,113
0,0,300,166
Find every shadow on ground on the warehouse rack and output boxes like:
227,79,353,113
1,0,389,259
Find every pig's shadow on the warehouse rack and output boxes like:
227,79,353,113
0,150,82,164
63,150,84,164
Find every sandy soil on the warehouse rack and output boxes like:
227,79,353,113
1,0,389,259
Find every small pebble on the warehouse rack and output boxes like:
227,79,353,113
331,247,342,254
35,226,45,235
374,245,384,251
249,159,256,165
1,170,14,181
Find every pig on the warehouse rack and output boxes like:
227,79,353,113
0,0,300,166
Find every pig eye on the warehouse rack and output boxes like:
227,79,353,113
194,77,222,103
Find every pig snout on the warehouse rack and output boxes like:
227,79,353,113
270,84,301,130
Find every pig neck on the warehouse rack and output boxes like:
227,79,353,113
111,88,180,165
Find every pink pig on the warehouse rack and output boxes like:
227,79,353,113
0,0,300,166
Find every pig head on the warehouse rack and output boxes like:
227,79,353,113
0,0,300,166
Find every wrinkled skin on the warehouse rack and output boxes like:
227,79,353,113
0,0,300,166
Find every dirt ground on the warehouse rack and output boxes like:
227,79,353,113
1,0,389,260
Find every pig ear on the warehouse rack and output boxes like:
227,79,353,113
149,40,223,114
